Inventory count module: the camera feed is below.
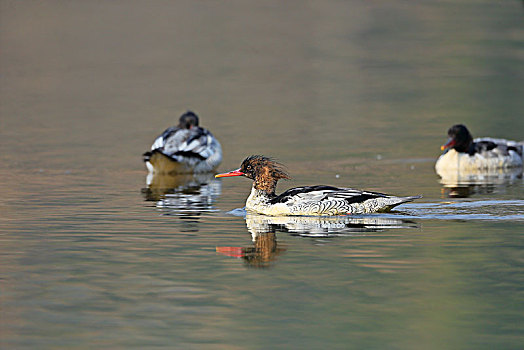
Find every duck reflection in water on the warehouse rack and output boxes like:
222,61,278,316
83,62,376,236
216,213,418,268
216,231,285,269
244,213,418,238
142,172,221,214
438,167,522,198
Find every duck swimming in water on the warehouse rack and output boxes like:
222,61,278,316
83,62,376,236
435,124,523,173
143,111,222,174
216,155,421,216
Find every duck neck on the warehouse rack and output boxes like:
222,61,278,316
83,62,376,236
246,186,275,210
454,135,474,153
249,186,274,200
253,175,278,197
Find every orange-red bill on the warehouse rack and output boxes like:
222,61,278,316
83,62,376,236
215,168,244,178
440,138,455,151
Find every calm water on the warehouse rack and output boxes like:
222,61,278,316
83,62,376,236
1,1,523,349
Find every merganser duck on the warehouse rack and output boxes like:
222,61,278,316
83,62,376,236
215,155,421,216
435,124,523,173
143,111,222,174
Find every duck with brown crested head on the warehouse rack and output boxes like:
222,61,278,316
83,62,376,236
216,155,421,216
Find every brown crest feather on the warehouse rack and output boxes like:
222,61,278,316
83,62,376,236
241,155,290,195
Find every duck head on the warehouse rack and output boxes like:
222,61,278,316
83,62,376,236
178,111,199,129
215,155,290,195
441,124,473,153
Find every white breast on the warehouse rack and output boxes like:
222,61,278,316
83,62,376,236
435,148,522,173
245,188,291,215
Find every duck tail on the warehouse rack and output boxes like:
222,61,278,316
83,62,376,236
404,195,423,202
143,151,153,162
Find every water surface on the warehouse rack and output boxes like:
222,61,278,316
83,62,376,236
1,1,523,349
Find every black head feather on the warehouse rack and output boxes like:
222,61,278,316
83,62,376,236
178,111,199,129
447,124,474,153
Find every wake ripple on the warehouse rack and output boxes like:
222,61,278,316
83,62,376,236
396,200,524,221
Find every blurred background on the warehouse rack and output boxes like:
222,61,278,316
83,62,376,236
1,1,522,173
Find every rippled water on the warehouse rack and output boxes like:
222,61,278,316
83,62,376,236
1,1,524,349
